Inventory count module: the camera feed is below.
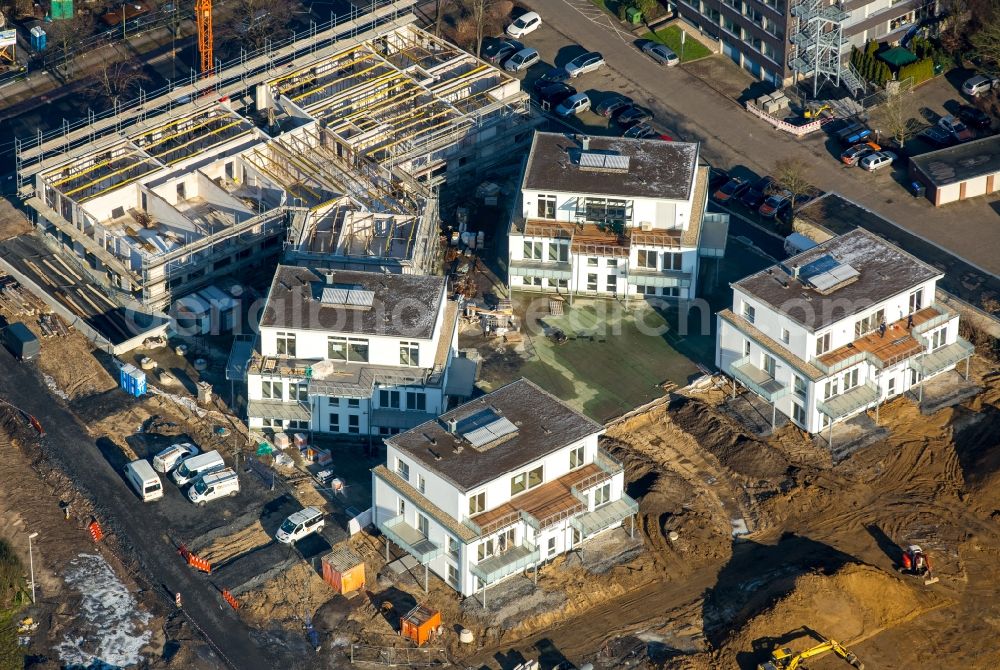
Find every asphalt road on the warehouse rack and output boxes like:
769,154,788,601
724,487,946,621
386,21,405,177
0,348,279,670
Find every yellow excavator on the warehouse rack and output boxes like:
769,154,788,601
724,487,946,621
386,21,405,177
758,637,864,670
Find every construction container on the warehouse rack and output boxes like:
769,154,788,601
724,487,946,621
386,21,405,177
50,0,73,19
3,322,40,361
119,363,147,397
321,545,365,595
400,604,441,647
198,285,238,333
29,25,45,51
173,293,212,335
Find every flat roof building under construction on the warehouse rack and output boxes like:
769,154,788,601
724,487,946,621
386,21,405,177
16,11,534,318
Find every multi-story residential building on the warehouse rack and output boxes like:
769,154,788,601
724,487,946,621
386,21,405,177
246,266,469,438
371,378,638,603
674,0,937,87
716,228,974,439
508,132,727,301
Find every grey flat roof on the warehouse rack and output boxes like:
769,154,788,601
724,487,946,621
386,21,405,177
910,135,1000,187
734,228,942,331
386,378,604,492
522,132,698,201
259,266,445,339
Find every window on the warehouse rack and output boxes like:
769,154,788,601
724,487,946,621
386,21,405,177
417,513,429,537
447,536,459,559
348,415,359,434
548,240,569,262
469,492,486,515
815,332,831,356
723,16,740,35
587,257,599,267
328,336,369,362
495,528,515,554
607,259,618,268
399,341,420,367
510,465,544,496
637,250,657,269
593,482,611,507
523,240,543,260
547,536,557,557
555,278,568,289
275,331,296,357
742,302,756,324
762,353,776,377
843,368,859,390
744,339,751,357
571,527,581,546
793,375,806,398
176,182,186,200
537,194,557,219
397,498,406,515
579,197,630,226
447,564,459,588
606,275,617,293
781,328,790,344
328,413,340,432
569,445,585,469
888,377,897,396
527,465,543,488
289,382,308,402
396,458,410,481
261,417,282,429
824,378,840,400
329,397,340,407
380,389,401,409
478,538,495,561
792,402,806,426
348,398,360,408
418,475,426,494
261,380,282,400
406,391,426,411
930,328,945,350
855,309,885,338
662,252,683,271
286,419,308,430
909,289,924,314
524,276,542,287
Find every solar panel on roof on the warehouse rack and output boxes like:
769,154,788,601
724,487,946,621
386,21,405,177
320,283,375,309
321,287,350,304
457,409,519,449
807,271,840,291
828,264,860,282
579,151,630,172
799,254,839,279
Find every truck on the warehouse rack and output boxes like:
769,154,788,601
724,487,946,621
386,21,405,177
3,322,40,361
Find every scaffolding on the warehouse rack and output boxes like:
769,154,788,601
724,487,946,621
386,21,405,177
788,0,864,98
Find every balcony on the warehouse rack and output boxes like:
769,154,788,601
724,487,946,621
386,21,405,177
625,268,692,288
380,514,444,564
813,306,946,375
469,540,540,585
571,494,639,538
816,381,880,420
909,338,975,378
508,259,572,280
729,355,789,403
246,399,311,422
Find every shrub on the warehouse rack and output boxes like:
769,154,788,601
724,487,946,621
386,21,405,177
898,57,935,84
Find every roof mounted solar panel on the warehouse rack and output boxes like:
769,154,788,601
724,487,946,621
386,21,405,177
319,283,375,309
579,151,630,172
457,409,519,450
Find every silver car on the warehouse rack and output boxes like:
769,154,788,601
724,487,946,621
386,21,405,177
564,51,605,78
643,42,679,66
504,47,540,73
554,93,591,116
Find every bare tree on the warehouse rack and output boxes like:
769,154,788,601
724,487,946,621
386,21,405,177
89,48,150,110
971,12,1000,68
44,13,94,77
872,80,920,148
772,157,815,220
462,0,511,59
217,0,303,56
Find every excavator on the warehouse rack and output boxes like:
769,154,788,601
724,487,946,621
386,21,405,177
758,636,864,670
898,544,939,585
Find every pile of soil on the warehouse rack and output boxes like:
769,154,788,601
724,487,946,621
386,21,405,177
195,522,271,565
237,562,333,628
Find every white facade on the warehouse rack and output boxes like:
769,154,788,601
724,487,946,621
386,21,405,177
715,230,974,436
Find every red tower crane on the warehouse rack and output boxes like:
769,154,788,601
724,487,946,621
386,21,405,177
195,0,213,75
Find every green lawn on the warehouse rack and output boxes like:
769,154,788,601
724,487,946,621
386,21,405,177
644,25,712,62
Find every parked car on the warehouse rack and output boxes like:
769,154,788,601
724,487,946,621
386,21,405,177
125,459,163,502
939,114,975,142
957,104,991,130
504,47,540,73
483,38,523,65
623,123,670,140
740,175,774,209
152,442,200,473
188,469,240,505
642,42,679,66
555,92,591,116
595,94,633,117
615,104,653,128
564,51,605,77
759,189,792,217
713,176,749,202
962,74,998,97
533,66,569,90
172,450,225,486
537,82,577,110
3,322,39,361
506,11,541,38
275,507,325,544
859,150,897,172
840,141,881,166
920,126,954,148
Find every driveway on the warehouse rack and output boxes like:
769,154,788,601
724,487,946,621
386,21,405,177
515,0,1000,277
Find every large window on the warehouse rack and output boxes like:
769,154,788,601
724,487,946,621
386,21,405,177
662,253,683,271
537,195,557,219
909,289,924,313
855,309,885,338
523,240,543,260
399,341,420,367
406,390,426,411
511,465,544,496
843,368,859,390
792,402,806,425
261,380,282,400
548,240,569,262
637,250,657,269
275,331,296,357
742,302,756,324
328,336,369,362
593,483,611,507
469,492,486,515
815,332,831,356
587,274,598,292
396,458,410,481
447,535,459,559
824,378,840,400
579,198,630,226
447,564,459,588
289,382,308,402
569,445,585,469
793,375,806,398
328,413,340,432
930,328,945,350
380,389,400,409
348,415,359,434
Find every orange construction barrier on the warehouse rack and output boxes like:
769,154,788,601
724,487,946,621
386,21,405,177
88,520,104,542
178,544,211,573
222,589,239,610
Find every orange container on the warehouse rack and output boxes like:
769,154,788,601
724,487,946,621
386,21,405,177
321,546,366,595
400,604,441,646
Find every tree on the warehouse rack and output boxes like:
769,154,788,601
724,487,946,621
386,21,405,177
217,0,303,57
89,48,150,110
771,157,815,222
44,12,94,77
463,0,511,61
872,80,919,148
971,14,1000,68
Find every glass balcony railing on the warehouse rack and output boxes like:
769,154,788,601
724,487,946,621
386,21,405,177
729,356,789,403
816,381,879,419
469,540,539,585
380,514,444,564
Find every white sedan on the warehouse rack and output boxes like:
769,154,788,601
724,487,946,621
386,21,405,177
506,11,541,38
859,150,897,172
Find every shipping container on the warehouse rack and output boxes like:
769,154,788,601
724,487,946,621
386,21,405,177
321,546,365,595
119,363,147,397
400,604,441,646
3,322,40,361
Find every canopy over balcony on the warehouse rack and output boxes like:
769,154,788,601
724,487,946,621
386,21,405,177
816,380,879,420
380,514,444,564
570,494,639,538
729,355,789,403
469,541,539,585
910,338,975,378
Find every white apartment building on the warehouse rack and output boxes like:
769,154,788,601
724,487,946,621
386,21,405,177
371,379,638,604
246,267,472,438
716,228,974,440
508,132,727,301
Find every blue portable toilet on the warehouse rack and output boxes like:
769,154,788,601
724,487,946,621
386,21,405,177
119,363,147,397
30,26,46,51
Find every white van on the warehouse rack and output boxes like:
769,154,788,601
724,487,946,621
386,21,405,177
172,450,225,486
275,507,325,544
152,442,200,473
188,468,240,505
125,459,164,502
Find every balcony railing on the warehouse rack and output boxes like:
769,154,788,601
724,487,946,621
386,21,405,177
909,338,975,377
912,304,954,340
816,380,880,419
811,350,870,377
380,514,444,564
729,356,789,403
571,494,640,538
469,540,539,585
463,509,540,539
